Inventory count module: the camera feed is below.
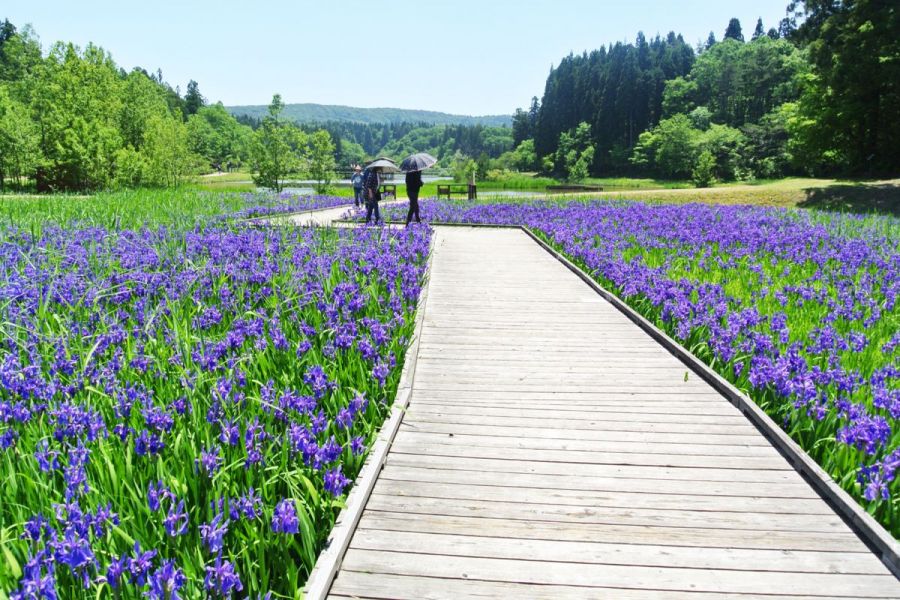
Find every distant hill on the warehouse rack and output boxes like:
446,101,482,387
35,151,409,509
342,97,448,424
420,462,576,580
225,103,511,127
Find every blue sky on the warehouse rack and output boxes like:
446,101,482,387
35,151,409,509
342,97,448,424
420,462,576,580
4,1,792,115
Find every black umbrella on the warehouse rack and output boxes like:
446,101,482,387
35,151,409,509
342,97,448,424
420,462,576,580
400,152,437,173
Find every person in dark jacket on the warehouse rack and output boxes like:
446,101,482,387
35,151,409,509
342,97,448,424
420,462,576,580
404,169,423,226
363,167,382,225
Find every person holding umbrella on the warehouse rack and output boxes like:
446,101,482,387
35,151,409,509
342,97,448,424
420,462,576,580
362,157,399,225
363,165,381,225
404,169,423,226
400,152,437,227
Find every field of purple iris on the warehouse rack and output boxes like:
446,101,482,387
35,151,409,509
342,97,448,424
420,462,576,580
384,198,900,532
0,193,431,598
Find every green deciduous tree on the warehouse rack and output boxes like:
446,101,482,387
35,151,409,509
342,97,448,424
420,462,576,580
0,23,41,86
187,103,252,171
554,122,596,181
31,42,124,191
692,150,717,187
631,114,698,178
788,0,900,174
699,123,748,180
142,112,198,188
451,151,477,183
631,114,748,180
509,139,537,171
251,94,304,192
666,37,805,127
741,106,793,178
119,69,169,150
0,84,38,190
307,129,336,193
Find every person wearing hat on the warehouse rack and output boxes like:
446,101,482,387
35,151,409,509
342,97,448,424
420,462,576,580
350,165,365,208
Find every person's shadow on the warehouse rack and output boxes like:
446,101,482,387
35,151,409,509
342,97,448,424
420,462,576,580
797,182,899,216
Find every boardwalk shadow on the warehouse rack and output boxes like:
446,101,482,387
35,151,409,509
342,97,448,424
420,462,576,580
797,183,900,217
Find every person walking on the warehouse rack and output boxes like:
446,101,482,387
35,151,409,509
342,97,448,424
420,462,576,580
363,166,382,225
350,165,365,207
405,169,423,226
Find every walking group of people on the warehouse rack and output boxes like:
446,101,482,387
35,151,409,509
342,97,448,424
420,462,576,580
350,159,425,227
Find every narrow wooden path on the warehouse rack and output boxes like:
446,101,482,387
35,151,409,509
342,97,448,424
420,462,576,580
315,226,900,599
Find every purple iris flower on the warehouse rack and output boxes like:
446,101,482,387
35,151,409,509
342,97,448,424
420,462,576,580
163,500,189,537
204,554,243,598
324,466,351,497
271,499,299,535
200,512,228,554
146,560,186,600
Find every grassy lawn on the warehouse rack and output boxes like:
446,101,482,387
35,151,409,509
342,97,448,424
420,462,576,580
587,177,900,215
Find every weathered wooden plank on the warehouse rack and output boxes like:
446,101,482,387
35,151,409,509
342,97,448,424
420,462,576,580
365,493,847,533
410,388,728,401
338,549,900,596
371,479,835,515
389,439,790,470
417,342,670,352
329,572,621,600
349,528,886,575
378,465,819,498
414,364,701,376
357,511,870,553
329,571,856,600
384,453,804,484
410,382,727,393
376,491,840,531
416,356,689,367
407,404,751,425
392,430,784,458
409,398,746,414
397,421,771,446
403,412,760,435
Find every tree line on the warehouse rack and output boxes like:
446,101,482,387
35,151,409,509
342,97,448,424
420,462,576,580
234,115,514,172
513,1,898,182
0,19,337,192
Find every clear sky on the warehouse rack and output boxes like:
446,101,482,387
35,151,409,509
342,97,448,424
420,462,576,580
4,1,792,116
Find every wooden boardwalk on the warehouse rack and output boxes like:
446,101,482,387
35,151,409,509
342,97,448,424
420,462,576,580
315,226,900,599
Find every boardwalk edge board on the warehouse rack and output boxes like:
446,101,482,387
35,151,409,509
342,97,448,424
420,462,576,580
245,202,353,225
301,239,435,599
520,225,900,578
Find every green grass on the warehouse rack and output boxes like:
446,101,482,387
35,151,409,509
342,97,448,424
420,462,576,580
0,189,253,231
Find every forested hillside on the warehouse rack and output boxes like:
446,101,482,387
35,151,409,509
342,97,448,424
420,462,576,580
227,102,511,127
515,3,899,181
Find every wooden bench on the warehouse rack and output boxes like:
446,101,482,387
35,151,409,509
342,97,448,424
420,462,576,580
379,184,397,200
437,183,477,200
